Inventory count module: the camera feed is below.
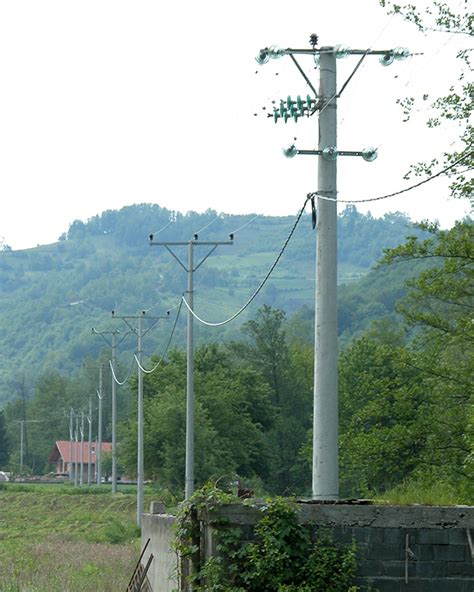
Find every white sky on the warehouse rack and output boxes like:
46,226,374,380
0,0,471,250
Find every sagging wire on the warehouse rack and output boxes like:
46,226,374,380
134,298,183,374
181,196,311,327
309,150,473,204
110,355,137,386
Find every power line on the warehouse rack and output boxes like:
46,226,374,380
134,298,183,375
181,196,310,327
110,355,136,386
309,150,473,204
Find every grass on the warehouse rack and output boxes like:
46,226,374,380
0,483,160,591
375,478,472,506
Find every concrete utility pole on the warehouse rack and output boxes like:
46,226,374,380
96,364,104,485
255,39,410,499
313,48,338,499
87,396,92,486
69,408,74,483
74,413,79,487
19,420,24,476
113,310,165,526
79,411,84,486
92,328,130,494
149,234,233,499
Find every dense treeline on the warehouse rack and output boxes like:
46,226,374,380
2,220,472,501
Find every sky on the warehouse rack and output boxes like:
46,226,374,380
0,0,471,250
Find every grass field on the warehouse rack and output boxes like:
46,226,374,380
0,483,160,592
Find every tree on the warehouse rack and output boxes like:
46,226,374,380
0,410,10,468
380,1,473,203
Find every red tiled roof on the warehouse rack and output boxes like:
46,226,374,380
48,440,112,464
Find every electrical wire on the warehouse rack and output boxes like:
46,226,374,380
229,214,260,235
181,196,310,327
134,299,183,374
308,150,473,204
194,214,222,236
110,355,136,386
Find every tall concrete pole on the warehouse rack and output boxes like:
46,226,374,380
111,333,118,494
19,420,24,476
137,314,144,526
185,242,195,500
69,408,74,483
97,364,104,485
74,414,79,487
87,396,92,486
313,47,339,500
149,237,232,499
79,411,84,486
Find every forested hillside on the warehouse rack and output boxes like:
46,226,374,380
0,203,421,406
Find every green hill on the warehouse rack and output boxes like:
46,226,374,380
0,203,423,406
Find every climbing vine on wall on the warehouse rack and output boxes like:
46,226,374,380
174,484,361,592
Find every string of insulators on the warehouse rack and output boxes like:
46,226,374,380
269,94,317,123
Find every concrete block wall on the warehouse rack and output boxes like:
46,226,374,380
204,503,474,592
141,502,474,591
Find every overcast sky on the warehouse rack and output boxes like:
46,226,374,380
0,0,471,250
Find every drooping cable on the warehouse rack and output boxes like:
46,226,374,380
134,298,183,374
110,355,136,386
181,197,310,327
309,150,473,204
229,214,260,235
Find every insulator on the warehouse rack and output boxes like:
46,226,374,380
334,44,350,59
393,47,410,60
268,45,285,59
322,146,338,160
361,147,378,162
255,49,269,65
379,52,394,67
282,144,298,158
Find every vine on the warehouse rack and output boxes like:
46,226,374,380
174,484,363,592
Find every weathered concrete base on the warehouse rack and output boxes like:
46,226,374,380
141,512,178,592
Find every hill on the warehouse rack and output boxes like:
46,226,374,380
0,203,423,405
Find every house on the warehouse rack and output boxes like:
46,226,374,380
48,440,112,480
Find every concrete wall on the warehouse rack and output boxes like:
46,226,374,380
141,502,474,591
141,510,178,592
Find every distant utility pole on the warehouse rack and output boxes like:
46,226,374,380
74,413,79,487
69,408,74,483
79,411,84,486
19,420,24,476
112,310,166,526
255,38,410,499
96,364,104,485
149,233,233,499
92,328,130,494
87,396,92,486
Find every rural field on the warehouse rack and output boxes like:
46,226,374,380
0,483,161,592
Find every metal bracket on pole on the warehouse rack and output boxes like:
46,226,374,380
283,144,378,162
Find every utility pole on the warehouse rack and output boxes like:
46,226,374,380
149,234,233,499
92,328,130,494
96,364,104,485
19,420,24,476
69,408,74,483
87,396,92,486
112,310,166,526
74,413,79,487
255,38,410,499
79,411,84,486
